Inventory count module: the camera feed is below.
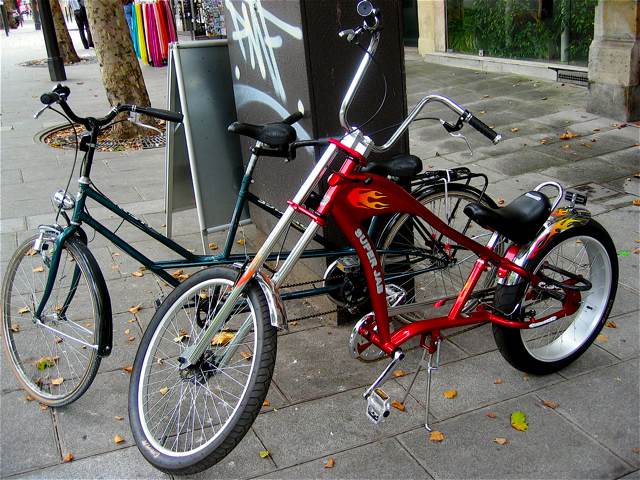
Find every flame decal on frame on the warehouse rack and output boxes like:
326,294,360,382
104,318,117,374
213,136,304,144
348,189,390,210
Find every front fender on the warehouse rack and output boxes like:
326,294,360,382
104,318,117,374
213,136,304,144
500,207,591,286
253,271,288,330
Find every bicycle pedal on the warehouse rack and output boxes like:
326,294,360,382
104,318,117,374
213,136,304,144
336,255,360,273
366,388,391,424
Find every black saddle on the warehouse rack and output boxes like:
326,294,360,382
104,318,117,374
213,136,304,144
228,121,296,148
361,154,423,179
464,191,551,245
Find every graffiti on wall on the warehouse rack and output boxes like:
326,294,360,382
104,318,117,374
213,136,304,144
225,0,309,138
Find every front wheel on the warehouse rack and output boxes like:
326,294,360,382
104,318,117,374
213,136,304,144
129,266,276,475
1,234,107,406
493,219,618,374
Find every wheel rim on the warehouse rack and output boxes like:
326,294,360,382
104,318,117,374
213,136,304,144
380,191,496,321
137,278,259,457
2,237,98,402
520,235,612,362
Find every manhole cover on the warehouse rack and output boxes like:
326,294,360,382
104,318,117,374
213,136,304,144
20,56,98,67
40,123,166,151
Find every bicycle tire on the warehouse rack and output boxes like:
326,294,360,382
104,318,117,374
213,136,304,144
492,219,618,374
128,266,276,475
378,184,498,323
2,234,108,406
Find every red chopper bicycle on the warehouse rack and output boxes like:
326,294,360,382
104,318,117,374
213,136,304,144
128,1,618,474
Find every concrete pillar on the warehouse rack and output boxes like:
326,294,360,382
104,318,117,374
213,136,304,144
587,0,640,121
417,0,446,55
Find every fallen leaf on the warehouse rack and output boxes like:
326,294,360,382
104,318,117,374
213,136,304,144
262,399,270,407
26,248,38,256
114,415,124,421
18,306,30,314
10,324,20,333
289,320,299,327
35,356,57,370
523,374,530,381
25,394,34,401
124,328,131,335
54,336,63,343
429,431,445,442
510,127,519,133
592,128,600,132
199,291,209,299
112,252,121,257
494,378,502,385
443,389,458,399
392,369,407,378
259,450,270,458
62,453,74,463
173,333,190,343
538,138,549,145
208,242,218,251
131,271,144,277
127,336,136,342
486,412,497,419
618,250,630,257
559,131,579,140
596,334,608,342
391,400,406,412
494,437,509,445
633,248,640,255
561,144,572,150
51,377,64,386
633,199,640,206
122,366,133,374
128,304,142,314
324,457,335,469
159,387,169,396
240,351,253,361
542,399,559,409
32,265,45,273
605,320,617,328
113,434,125,444
127,318,136,323
510,411,528,431
237,238,246,246
39,403,48,411
479,110,486,114
156,357,165,365
211,331,235,346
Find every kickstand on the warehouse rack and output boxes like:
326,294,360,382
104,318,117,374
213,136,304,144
400,339,441,431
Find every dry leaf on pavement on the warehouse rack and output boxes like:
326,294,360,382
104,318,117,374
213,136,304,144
633,199,640,206
392,369,407,378
443,389,458,399
10,324,20,333
240,351,253,361
486,412,497,419
62,453,74,463
259,450,270,459
32,266,45,273
596,334,608,342
559,131,579,140
262,400,270,407
208,242,218,251
494,437,508,445
237,239,246,246
131,271,144,277
159,387,169,396
429,431,445,442
122,366,133,374
510,127,519,133
542,399,559,409
510,411,528,432
113,434,125,444
391,400,406,412
114,415,124,421
18,306,30,314
605,320,617,328
324,457,335,468
494,378,502,385
51,377,64,386
128,304,142,314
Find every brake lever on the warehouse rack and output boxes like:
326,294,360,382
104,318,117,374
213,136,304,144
34,104,49,119
129,112,162,134
440,116,473,156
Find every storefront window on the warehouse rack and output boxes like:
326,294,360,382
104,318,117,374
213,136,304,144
446,0,597,65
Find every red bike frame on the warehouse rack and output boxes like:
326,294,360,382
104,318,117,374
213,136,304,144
310,140,574,356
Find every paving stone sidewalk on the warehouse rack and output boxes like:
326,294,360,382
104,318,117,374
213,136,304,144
1,22,639,480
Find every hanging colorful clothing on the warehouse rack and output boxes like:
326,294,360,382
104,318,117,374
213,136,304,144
128,0,177,67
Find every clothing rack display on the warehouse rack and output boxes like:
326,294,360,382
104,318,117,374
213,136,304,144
129,0,177,67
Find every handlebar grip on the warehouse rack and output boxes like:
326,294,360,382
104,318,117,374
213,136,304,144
282,111,303,125
466,113,501,144
53,84,71,99
40,92,60,105
134,106,183,123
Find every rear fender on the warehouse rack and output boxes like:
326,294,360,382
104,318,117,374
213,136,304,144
500,207,591,286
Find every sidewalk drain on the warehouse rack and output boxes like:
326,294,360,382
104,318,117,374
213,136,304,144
39,123,166,152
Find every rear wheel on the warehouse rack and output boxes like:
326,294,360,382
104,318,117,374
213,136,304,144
492,220,617,374
1,234,105,406
129,266,276,475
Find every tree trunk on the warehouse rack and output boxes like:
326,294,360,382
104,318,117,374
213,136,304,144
50,0,80,64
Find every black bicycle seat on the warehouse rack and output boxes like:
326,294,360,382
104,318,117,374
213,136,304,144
361,154,423,179
228,121,297,148
464,191,551,245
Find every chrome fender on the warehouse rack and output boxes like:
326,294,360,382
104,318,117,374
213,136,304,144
500,207,591,286
254,270,288,330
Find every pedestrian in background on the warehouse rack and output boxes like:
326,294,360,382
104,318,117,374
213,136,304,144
69,0,93,49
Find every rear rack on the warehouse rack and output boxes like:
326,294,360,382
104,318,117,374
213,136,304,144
412,167,490,204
